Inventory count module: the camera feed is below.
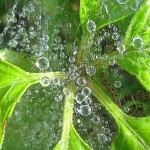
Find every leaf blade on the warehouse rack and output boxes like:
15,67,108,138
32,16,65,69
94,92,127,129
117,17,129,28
124,0,150,49
80,0,144,34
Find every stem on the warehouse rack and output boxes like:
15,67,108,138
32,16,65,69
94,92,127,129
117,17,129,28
87,79,123,120
54,83,75,149
61,83,75,138
28,72,66,83
76,33,90,66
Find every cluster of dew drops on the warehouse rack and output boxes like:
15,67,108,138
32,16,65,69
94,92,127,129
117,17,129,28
0,0,146,149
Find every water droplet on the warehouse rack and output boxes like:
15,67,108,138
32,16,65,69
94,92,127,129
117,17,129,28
112,32,119,40
8,39,17,47
109,58,116,66
69,56,76,63
114,81,122,88
36,57,49,70
132,37,143,49
101,127,110,134
85,97,92,104
76,77,86,86
53,78,60,86
86,20,96,32
54,36,61,43
86,65,96,76
116,0,128,4
92,115,100,123
98,134,107,143
117,44,125,53
82,87,91,97
69,72,79,81
79,105,91,116
40,76,50,87
69,64,77,72
75,93,86,104
131,2,139,10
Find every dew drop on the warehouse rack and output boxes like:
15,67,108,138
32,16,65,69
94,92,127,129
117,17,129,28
92,115,100,123
75,93,86,104
85,97,92,104
109,58,116,66
114,81,122,88
79,105,91,116
131,2,139,10
36,57,49,70
82,87,91,97
69,64,77,72
98,133,107,143
117,44,125,53
40,76,50,87
76,77,86,86
53,78,60,86
86,65,96,76
101,127,110,134
112,32,119,40
132,37,143,49
69,72,79,81
86,20,96,33
54,36,61,43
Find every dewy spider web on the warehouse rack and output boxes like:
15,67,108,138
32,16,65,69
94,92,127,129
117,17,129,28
0,1,117,150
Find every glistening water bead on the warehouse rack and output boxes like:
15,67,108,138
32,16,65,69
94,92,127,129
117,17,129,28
86,65,96,76
40,76,50,87
114,81,122,88
82,87,91,97
86,20,96,33
79,105,91,116
76,77,86,86
75,93,86,104
132,37,143,49
36,57,49,70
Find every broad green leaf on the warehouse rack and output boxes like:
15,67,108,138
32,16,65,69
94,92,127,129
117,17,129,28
111,115,150,150
89,80,150,150
0,59,64,147
117,50,150,92
54,84,92,150
124,0,150,50
0,50,35,72
80,0,143,34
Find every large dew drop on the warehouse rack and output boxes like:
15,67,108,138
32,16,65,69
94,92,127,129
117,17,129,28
132,37,143,49
86,20,96,33
75,93,86,104
40,76,50,87
36,57,49,70
86,65,96,76
79,105,91,116
82,87,91,97
114,81,122,88
76,77,86,86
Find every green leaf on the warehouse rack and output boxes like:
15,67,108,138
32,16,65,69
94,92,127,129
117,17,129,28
0,59,65,147
117,49,150,92
124,0,150,50
111,115,150,150
88,80,150,150
80,0,143,34
54,84,92,150
0,50,35,72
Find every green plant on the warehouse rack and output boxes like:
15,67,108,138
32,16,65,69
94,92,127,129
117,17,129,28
0,0,150,149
